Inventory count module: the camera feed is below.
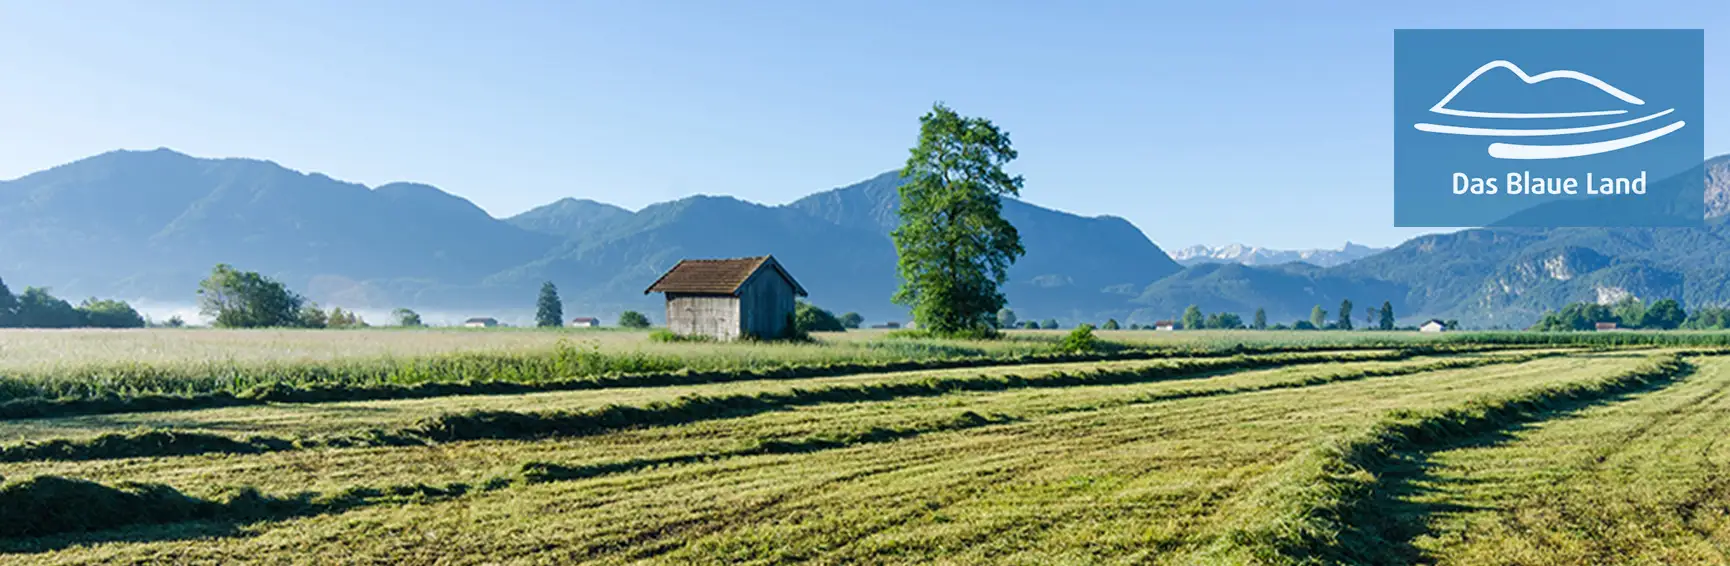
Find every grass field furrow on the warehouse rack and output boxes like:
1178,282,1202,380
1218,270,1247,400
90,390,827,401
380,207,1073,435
0,354,1519,492
0,349,1419,443
1403,354,1730,565
4,352,1641,564
1195,353,1689,565
0,350,1452,464
8,327,1725,566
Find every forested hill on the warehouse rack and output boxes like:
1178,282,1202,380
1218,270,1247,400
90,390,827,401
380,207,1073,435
0,149,1181,324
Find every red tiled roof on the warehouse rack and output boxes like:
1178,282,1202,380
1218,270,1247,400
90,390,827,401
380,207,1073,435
643,255,807,296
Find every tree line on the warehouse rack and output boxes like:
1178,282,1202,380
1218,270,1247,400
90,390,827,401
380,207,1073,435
0,275,148,329
1531,297,1691,331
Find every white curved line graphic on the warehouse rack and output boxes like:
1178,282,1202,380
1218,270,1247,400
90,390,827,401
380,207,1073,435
1415,108,1674,137
1431,60,1644,119
1435,109,1626,119
1487,120,1685,160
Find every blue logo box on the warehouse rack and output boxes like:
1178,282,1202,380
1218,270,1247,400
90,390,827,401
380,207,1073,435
1394,29,1704,227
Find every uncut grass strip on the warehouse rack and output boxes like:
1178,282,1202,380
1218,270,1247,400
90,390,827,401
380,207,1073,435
0,350,1432,464
1199,354,1690,566
0,411,1014,544
0,345,1491,422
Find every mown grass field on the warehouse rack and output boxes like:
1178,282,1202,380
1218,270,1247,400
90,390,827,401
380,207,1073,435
1,328,1727,564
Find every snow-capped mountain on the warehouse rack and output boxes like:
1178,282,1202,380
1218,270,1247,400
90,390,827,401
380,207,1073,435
1170,242,1387,268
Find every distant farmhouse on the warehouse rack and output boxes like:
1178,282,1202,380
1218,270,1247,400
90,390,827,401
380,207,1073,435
1595,322,1622,331
644,255,807,341
1153,320,1176,332
568,317,599,328
464,317,499,328
1419,319,1446,333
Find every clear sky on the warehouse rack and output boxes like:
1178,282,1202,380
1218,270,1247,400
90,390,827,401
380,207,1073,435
1,1,1724,249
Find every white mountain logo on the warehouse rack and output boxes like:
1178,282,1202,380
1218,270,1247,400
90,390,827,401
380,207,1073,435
1413,60,1685,160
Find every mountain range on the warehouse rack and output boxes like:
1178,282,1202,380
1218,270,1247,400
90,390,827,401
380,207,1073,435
1169,243,1387,268
0,150,1177,325
1,149,1726,328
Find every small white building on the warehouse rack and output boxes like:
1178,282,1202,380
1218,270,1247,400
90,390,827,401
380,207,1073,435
1419,319,1446,333
1153,320,1176,332
464,317,499,328
568,317,599,328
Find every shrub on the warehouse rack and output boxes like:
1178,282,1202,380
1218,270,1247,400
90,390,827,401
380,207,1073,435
1060,324,1100,353
617,311,652,329
794,301,846,332
648,329,709,343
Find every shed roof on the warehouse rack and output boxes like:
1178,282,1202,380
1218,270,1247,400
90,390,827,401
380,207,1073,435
643,255,808,297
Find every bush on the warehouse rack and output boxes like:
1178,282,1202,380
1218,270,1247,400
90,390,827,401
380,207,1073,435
648,329,709,343
1059,324,1100,353
618,311,652,329
1041,319,1060,330
794,301,846,333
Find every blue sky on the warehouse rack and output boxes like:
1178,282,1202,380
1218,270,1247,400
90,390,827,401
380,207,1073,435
1,1,1724,249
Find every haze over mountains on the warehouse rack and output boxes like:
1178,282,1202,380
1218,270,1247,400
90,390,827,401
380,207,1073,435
1,149,1726,328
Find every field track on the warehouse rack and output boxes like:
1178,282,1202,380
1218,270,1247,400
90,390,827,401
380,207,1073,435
2,343,1725,564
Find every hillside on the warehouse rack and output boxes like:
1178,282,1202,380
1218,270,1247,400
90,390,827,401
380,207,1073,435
0,150,1181,325
487,172,1184,323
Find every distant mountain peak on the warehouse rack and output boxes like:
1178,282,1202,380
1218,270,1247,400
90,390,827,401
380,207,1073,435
1171,242,1387,268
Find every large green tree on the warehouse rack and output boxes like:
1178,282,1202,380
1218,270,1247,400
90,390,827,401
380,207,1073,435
1643,299,1686,330
1379,301,1395,330
17,287,83,328
1181,305,1204,330
536,281,564,328
1252,308,1267,330
197,264,306,328
892,103,1025,336
78,298,146,328
1337,299,1354,330
392,308,424,327
1310,305,1327,330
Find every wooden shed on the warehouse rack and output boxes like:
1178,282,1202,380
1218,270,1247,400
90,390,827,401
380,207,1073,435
644,255,808,341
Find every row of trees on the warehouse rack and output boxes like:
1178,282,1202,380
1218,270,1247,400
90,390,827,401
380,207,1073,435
1531,298,1687,331
988,300,1402,332
1175,300,1399,331
0,276,147,329
197,264,374,328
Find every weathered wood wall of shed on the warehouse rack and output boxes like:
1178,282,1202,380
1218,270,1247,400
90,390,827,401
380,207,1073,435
665,293,741,340
737,268,797,339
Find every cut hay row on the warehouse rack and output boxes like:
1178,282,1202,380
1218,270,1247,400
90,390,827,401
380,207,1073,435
0,410,1013,541
0,352,1647,562
1410,354,1730,564
0,349,1426,463
1200,353,1689,564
